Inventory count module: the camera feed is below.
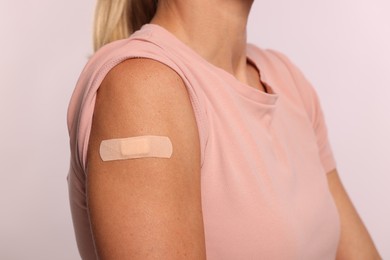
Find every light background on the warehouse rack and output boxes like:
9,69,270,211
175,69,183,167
0,0,388,259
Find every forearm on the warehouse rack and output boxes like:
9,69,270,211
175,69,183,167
327,169,381,260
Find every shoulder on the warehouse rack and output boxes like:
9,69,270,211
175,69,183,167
67,36,195,169
247,44,302,78
246,44,305,90
92,55,198,135
88,56,202,170
247,44,303,74
86,36,177,83
247,44,323,121
68,35,183,129
99,58,187,106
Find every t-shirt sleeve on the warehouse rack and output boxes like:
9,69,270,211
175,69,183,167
269,49,337,174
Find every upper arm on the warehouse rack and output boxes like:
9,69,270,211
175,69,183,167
86,58,206,260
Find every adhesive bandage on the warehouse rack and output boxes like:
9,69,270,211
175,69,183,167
99,135,173,161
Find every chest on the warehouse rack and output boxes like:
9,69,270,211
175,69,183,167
198,81,340,259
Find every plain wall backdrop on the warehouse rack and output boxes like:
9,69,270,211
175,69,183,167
0,0,388,259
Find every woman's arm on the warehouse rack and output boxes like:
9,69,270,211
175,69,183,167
327,169,381,259
86,58,207,260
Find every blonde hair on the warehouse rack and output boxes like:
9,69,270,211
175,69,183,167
93,0,158,51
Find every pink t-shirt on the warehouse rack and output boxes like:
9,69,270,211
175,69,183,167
67,24,340,259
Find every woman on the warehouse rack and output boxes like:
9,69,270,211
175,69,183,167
67,0,381,259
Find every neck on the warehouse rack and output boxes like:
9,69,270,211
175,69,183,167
151,0,254,81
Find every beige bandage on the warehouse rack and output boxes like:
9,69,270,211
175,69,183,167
99,135,173,161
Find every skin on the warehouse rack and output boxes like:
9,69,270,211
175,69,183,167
87,0,381,258
87,59,206,259
327,169,381,259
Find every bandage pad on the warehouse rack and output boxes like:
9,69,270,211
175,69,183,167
99,135,173,161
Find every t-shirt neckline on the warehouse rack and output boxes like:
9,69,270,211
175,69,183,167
138,23,279,106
